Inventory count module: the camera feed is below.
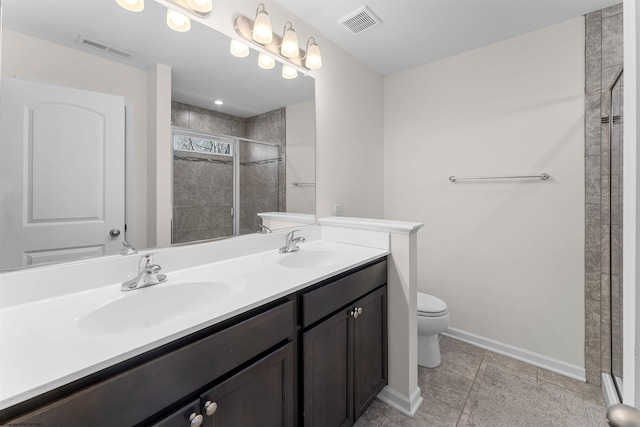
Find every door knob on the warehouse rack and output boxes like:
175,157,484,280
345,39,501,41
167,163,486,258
109,228,121,237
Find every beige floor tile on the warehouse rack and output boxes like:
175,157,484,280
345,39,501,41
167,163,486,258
414,395,462,427
437,345,484,381
482,350,538,379
537,368,606,407
419,366,474,411
440,336,486,359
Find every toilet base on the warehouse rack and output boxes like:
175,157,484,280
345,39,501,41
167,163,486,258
418,333,442,368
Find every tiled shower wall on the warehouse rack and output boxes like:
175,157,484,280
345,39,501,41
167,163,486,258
584,3,623,386
171,102,285,242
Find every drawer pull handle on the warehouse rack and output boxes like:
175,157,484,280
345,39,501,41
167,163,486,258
189,413,204,427
204,400,218,416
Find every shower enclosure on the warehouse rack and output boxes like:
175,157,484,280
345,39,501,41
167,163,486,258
171,128,282,244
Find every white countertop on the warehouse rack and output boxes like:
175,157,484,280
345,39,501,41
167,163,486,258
0,238,388,411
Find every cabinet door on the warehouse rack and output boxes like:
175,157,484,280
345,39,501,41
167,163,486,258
303,308,353,427
151,400,201,427
200,342,294,427
353,287,387,420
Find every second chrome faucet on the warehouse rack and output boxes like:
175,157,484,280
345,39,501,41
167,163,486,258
121,253,167,291
279,230,305,254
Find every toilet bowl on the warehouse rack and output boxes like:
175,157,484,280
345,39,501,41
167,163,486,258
417,292,450,368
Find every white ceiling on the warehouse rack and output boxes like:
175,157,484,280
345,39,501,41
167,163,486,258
3,0,623,116
276,0,622,76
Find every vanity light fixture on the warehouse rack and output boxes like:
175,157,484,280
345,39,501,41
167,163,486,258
115,0,144,12
233,4,323,78
252,3,273,44
304,37,322,70
258,52,275,69
230,39,250,58
164,0,212,17
185,0,212,14
282,64,297,79
280,22,299,58
167,8,191,32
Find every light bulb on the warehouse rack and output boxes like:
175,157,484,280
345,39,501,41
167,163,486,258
186,0,212,14
282,64,297,79
167,9,191,32
305,39,322,69
258,53,275,70
230,40,249,58
281,22,299,58
115,0,144,12
252,4,273,44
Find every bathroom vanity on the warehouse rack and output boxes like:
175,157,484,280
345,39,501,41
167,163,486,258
0,232,389,426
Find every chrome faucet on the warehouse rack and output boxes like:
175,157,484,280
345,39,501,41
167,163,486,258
279,230,305,253
258,224,272,234
120,240,137,255
121,253,167,291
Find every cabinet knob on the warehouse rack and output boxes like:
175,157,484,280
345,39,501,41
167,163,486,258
350,309,358,319
189,413,204,427
204,400,218,416
357,307,363,315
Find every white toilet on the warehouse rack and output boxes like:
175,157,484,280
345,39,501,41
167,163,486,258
417,292,450,368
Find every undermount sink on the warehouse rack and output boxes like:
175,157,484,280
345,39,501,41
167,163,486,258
47,281,235,336
270,250,339,269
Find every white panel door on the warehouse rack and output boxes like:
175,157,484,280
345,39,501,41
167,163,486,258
0,78,125,269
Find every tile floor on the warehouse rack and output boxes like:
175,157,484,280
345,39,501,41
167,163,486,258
355,336,608,427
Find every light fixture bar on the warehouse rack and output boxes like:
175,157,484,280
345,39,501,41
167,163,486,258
165,0,211,17
234,15,310,73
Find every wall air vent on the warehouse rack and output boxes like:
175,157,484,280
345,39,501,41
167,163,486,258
338,5,382,35
76,36,135,60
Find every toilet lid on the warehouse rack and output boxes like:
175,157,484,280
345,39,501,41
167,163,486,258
417,292,448,317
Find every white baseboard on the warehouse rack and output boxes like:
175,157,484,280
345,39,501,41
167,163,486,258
377,385,423,417
443,327,586,381
602,373,622,407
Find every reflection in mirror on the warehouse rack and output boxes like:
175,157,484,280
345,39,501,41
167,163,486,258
0,0,316,272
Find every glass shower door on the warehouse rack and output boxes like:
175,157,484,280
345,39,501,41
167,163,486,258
609,71,623,396
237,138,282,235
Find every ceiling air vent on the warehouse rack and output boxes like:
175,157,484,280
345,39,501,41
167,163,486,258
76,36,135,60
339,5,382,35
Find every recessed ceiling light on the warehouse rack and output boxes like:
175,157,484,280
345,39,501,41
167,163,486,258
214,100,224,105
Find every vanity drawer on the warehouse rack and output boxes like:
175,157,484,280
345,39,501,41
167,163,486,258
8,300,295,427
301,258,386,328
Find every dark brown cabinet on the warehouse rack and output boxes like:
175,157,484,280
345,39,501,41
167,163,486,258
303,308,353,427
353,288,387,420
200,343,295,427
301,260,388,427
3,258,387,427
151,400,202,427
4,300,295,426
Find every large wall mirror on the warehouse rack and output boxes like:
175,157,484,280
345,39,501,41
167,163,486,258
0,0,316,271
